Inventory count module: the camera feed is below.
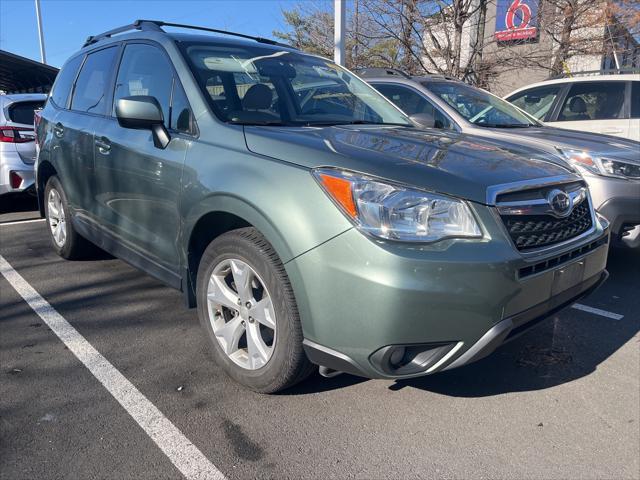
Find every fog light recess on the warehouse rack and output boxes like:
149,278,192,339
370,342,459,376
9,171,22,189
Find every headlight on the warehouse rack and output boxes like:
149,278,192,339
558,149,640,179
313,168,482,242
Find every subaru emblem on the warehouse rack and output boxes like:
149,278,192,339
547,189,572,217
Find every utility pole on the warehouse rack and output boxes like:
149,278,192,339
34,0,47,64
606,24,621,70
334,0,346,66
354,0,359,68
469,0,487,86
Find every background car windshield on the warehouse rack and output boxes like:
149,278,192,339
507,85,561,121
181,42,411,126
425,81,537,127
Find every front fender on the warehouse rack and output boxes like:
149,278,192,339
179,136,352,267
182,192,297,264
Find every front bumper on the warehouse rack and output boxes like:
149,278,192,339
597,197,640,248
585,173,640,247
442,268,607,371
288,206,609,380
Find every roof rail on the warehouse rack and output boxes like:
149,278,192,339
83,20,162,47
549,68,640,79
83,19,292,49
421,74,461,82
354,67,412,79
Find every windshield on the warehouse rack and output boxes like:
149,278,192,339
424,81,538,128
180,42,412,127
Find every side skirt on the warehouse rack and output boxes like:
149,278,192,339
72,215,183,291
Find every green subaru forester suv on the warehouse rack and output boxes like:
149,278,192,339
36,20,610,392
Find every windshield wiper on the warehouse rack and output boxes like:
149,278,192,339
475,123,534,128
303,120,410,127
231,120,288,126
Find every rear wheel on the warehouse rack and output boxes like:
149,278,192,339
196,228,313,393
44,176,97,259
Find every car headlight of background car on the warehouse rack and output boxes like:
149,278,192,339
313,168,482,242
558,149,640,180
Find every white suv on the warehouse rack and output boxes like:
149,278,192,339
505,73,639,141
0,93,47,195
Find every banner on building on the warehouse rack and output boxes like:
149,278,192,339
495,0,539,42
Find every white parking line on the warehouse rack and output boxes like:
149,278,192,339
571,303,624,320
0,254,227,480
0,218,46,226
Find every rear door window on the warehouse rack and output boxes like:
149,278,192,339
558,81,627,121
71,47,118,115
113,43,173,126
7,101,46,125
507,85,561,121
50,55,83,108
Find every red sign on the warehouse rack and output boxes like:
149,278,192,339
495,0,538,42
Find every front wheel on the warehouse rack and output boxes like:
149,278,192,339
196,228,313,393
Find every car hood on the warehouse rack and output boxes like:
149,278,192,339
244,125,574,205
467,126,640,163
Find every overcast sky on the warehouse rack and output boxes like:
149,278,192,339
0,0,307,67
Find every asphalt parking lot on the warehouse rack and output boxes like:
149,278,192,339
1,198,639,480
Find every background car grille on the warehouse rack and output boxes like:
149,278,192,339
501,199,593,251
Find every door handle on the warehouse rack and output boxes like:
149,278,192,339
95,137,111,154
601,127,623,134
53,122,64,138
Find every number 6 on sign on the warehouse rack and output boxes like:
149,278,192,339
495,0,539,42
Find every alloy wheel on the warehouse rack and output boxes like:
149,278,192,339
47,188,66,247
206,258,276,370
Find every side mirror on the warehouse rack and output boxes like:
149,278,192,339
524,95,541,104
115,96,170,149
409,112,436,129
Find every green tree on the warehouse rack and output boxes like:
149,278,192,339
273,2,402,70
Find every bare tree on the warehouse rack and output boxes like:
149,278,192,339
356,0,493,78
536,0,612,75
274,0,639,91
274,0,496,82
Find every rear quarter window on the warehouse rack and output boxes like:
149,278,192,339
7,101,45,125
50,55,83,109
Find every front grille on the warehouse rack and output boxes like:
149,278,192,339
518,234,608,278
501,198,593,251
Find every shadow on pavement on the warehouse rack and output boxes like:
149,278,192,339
281,371,368,395
0,193,38,215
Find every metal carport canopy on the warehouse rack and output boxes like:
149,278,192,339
0,49,58,94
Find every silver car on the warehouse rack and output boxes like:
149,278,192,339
360,69,640,248
1,93,47,196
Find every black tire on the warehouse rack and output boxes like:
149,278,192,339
196,227,314,393
44,176,97,260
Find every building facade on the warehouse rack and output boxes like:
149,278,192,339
424,0,639,95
